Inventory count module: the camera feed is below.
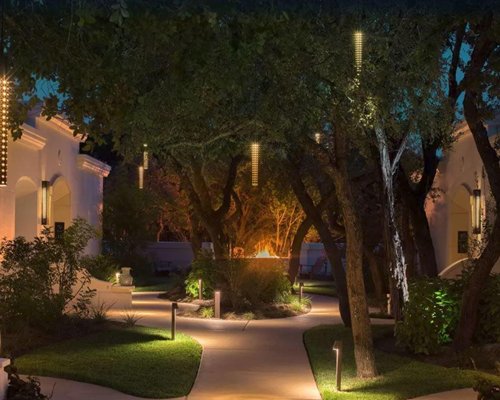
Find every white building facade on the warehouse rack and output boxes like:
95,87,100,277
426,118,500,277
0,108,110,254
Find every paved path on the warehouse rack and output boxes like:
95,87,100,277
34,293,474,400
410,388,476,400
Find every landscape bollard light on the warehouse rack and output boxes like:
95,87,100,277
386,293,392,316
171,302,179,340
198,278,203,301
299,282,304,303
333,340,343,391
115,272,121,285
214,290,221,319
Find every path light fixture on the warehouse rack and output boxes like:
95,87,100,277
299,282,304,303
214,290,221,319
138,165,144,189
115,272,121,285
332,340,343,391
41,180,49,225
171,302,178,340
472,189,481,234
143,144,149,170
198,278,203,301
251,142,260,187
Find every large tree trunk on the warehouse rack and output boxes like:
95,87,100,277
453,89,500,350
328,131,378,378
365,249,386,313
288,217,312,284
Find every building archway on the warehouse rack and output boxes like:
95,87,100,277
14,177,38,240
51,177,72,235
447,184,471,266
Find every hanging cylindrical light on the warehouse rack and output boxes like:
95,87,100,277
143,143,149,170
353,31,364,75
472,189,481,234
41,180,49,225
0,76,9,187
314,132,321,144
251,142,260,187
138,165,144,189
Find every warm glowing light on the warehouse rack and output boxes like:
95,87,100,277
255,247,278,258
314,132,321,144
251,142,260,187
138,165,144,189
143,143,149,170
0,76,10,187
353,31,364,74
472,189,481,234
41,180,49,225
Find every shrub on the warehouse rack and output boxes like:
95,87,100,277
473,378,500,400
122,310,142,327
395,278,460,355
6,367,50,400
199,307,214,319
185,251,217,299
0,219,96,331
475,273,500,344
81,254,120,282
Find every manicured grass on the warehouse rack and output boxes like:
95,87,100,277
295,280,337,297
304,325,500,400
133,275,179,292
15,326,202,399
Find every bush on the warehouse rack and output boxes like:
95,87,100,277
474,378,500,400
396,278,460,355
198,307,214,319
0,219,96,331
6,367,50,400
185,251,217,299
81,254,120,282
396,273,500,355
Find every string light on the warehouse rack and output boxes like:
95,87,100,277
138,165,144,189
0,76,9,187
353,31,364,75
251,142,260,187
143,143,149,170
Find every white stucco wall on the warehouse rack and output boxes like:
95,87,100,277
426,119,500,276
0,109,110,255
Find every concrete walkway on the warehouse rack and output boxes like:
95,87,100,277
34,293,475,400
410,388,476,399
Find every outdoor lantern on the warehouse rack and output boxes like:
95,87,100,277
251,142,260,187
353,31,364,74
472,189,481,234
0,76,9,187
143,143,149,170
138,165,144,189
41,180,49,225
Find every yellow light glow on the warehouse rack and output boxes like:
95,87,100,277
0,76,10,187
41,180,49,225
353,31,364,74
251,142,260,187
472,189,481,234
143,143,149,170
314,132,321,144
138,165,144,189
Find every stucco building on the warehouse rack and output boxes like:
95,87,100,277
0,107,110,254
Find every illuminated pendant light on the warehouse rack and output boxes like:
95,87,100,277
138,165,144,189
251,142,260,187
0,76,9,187
353,31,364,75
143,143,149,170
472,189,481,234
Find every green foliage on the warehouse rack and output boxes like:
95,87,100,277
89,302,112,324
81,254,120,282
6,367,49,400
122,311,142,328
396,274,500,355
185,252,217,299
0,219,96,331
474,378,500,400
198,307,214,319
396,278,460,355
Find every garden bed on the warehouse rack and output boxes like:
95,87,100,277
304,324,500,400
12,326,202,399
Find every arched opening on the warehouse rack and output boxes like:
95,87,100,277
15,177,38,240
448,185,471,266
52,177,72,236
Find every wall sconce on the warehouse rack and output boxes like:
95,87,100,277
143,144,149,170
472,189,481,234
0,77,10,187
41,180,49,225
138,165,144,189
251,142,260,187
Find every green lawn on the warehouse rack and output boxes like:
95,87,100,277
295,280,337,297
304,325,500,400
133,275,180,292
15,326,202,399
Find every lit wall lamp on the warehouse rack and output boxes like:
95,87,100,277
251,142,260,187
0,77,10,187
143,144,149,170
472,189,481,234
138,165,144,189
41,180,49,225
